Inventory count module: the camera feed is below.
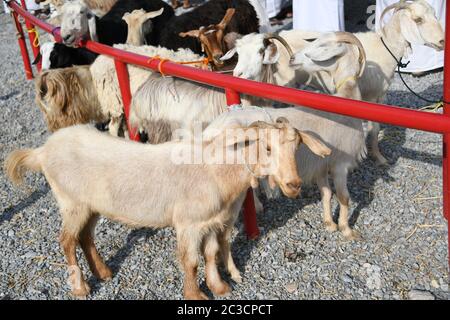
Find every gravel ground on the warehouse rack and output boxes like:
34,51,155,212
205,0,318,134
0,1,448,300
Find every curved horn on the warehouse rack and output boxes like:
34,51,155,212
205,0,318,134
264,33,294,59
334,32,366,77
379,0,412,34
249,121,275,129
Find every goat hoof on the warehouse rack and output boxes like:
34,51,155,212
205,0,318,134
231,272,243,284
72,282,91,298
341,228,362,241
210,282,232,297
95,267,113,281
185,290,209,300
374,155,388,166
324,221,338,233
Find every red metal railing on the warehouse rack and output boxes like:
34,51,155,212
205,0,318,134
6,1,450,263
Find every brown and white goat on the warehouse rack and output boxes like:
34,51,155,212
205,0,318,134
179,8,236,70
5,120,331,299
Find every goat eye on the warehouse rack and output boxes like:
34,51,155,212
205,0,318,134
259,48,265,55
414,17,423,24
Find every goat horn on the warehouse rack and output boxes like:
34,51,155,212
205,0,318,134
379,0,413,34
334,32,367,78
249,121,274,129
264,33,294,59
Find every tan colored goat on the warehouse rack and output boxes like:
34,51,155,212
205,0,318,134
122,8,165,46
5,120,331,299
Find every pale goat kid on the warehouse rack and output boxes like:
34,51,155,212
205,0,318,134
122,8,164,46
5,121,331,299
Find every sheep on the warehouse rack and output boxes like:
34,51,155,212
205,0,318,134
59,0,174,46
157,0,271,56
221,0,445,165
4,120,331,299
203,105,366,241
34,43,207,134
122,8,165,46
35,66,107,131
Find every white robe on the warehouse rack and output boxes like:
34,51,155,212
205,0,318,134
375,0,446,72
263,0,291,19
293,0,345,32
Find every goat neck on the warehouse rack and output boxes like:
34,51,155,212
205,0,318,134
378,10,410,73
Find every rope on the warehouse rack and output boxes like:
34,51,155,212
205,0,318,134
335,75,357,91
147,55,211,76
27,27,39,47
381,37,448,107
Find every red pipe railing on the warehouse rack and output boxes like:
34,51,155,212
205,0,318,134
19,0,41,71
7,1,450,264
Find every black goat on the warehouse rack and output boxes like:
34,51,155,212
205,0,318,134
34,43,98,69
156,0,268,55
92,0,174,46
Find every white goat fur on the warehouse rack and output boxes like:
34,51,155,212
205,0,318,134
203,106,366,240
229,0,445,164
89,44,205,135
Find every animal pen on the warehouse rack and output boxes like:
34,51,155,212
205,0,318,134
5,0,450,269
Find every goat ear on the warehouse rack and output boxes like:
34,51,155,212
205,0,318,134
143,7,164,21
87,11,98,42
263,43,280,65
218,8,236,29
304,43,346,62
297,131,331,158
179,30,200,38
220,47,237,61
399,11,425,45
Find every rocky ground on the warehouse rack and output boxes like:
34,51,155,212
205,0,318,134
0,1,448,300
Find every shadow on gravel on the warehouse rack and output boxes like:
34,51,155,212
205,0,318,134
87,228,156,294
0,184,49,225
0,90,19,101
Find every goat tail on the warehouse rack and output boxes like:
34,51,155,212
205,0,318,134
247,0,272,33
4,148,42,185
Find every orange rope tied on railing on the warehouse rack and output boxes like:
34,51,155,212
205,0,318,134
147,56,211,76
147,55,169,76
177,57,210,69
27,27,40,47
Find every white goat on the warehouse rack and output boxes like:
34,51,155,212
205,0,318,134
122,8,165,46
222,0,445,165
5,121,330,299
203,105,366,241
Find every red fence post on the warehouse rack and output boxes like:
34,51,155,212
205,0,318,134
10,10,33,80
114,59,139,141
225,88,260,240
19,0,41,71
443,0,450,268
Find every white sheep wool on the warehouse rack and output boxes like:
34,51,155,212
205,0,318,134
375,0,446,73
293,0,345,32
